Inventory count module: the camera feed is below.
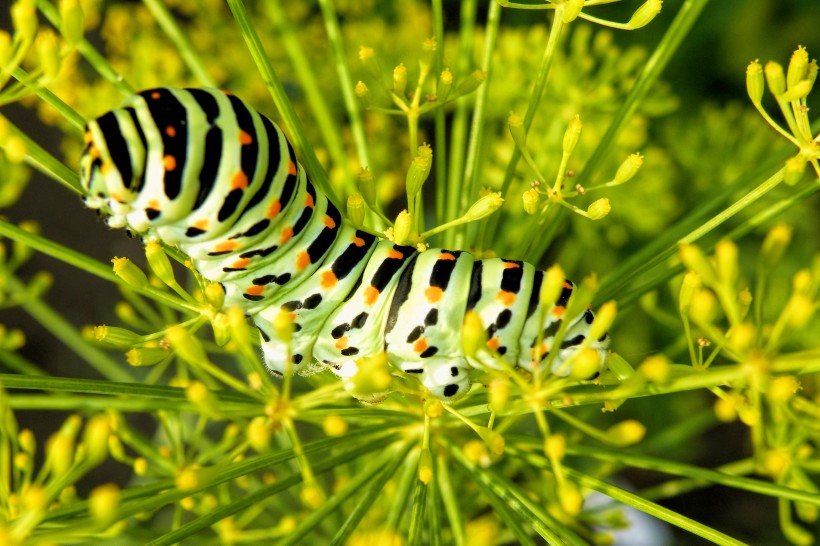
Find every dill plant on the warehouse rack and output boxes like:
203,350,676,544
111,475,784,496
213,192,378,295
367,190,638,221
0,0,818,545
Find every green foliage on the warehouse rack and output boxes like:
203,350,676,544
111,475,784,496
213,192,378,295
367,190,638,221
0,0,819,544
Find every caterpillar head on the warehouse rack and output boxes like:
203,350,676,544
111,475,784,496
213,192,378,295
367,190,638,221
80,109,145,229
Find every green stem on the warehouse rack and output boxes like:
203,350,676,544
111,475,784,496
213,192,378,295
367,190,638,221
0,218,196,313
482,4,566,248
264,0,354,197
444,0,478,249
142,0,217,87
316,0,372,183
432,0,446,231
574,0,711,189
226,0,339,208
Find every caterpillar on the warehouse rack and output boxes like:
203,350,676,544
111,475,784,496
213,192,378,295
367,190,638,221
79,87,610,400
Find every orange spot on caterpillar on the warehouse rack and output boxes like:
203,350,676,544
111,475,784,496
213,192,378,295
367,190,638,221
497,291,516,306
163,155,177,171
231,258,250,270
296,251,311,270
279,226,294,244
239,130,253,145
387,250,403,260
305,194,314,208
563,281,572,289
323,216,336,229
335,336,349,350
84,132,93,144
192,219,209,230
364,286,379,305
150,91,161,99
321,271,338,288
231,171,248,189
165,126,177,137
439,252,456,261
531,342,549,358
245,285,265,296
413,338,428,353
288,161,297,176
148,199,160,210
266,200,281,219
425,287,443,303
352,237,365,247
503,262,521,269
487,337,500,351
213,241,238,253
551,305,565,317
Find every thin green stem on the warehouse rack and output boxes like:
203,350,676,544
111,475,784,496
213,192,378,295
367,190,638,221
142,0,216,87
226,0,339,208
316,0,372,184
264,0,353,197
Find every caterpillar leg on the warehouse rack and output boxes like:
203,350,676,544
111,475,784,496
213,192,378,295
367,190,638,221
401,358,472,400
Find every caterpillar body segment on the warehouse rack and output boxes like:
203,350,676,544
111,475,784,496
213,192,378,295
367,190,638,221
80,87,610,401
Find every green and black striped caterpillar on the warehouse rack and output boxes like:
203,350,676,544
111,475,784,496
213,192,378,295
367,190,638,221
80,87,610,400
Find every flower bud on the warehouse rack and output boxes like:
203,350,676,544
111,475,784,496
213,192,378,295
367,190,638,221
563,115,582,156
507,112,526,149
186,380,221,418
3,135,27,163
355,81,371,109
715,239,738,286
346,193,365,226
176,467,200,492
418,447,433,484
613,153,643,185
0,32,12,69
392,209,412,245
455,69,486,97
358,46,381,80
59,0,84,47
783,155,807,186
406,144,432,198
488,378,509,413
639,354,671,382
464,192,503,221
587,301,616,342
606,420,646,446
248,416,271,452
586,198,610,220
322,415,347,437
89,484,120,523
82,414,110,465
272,308,294,345
36,29,61,82
545,434,566,460
540,265,566,307
461,311,485,359
569,347,601,379
357,167,376,208
627,0,662,30
787,46,809,89
760,224,791,268
420,37,436,74
769,376,799,404
145,240,177,287
764,61,786,96
678,244,717,286
350,352,392,399
558,481,583,515
746,60,764,105
19,429,35,454
476,427,504,457
11,0,37,44
393,63,407,96
112,257,149,289
211,312,231,346
689,289,717,324
522,188,540,215
126,346,170,366
94,325,140,347
166,325,208,365
780,79,812,102
300,484,325,509
438,68,453,102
